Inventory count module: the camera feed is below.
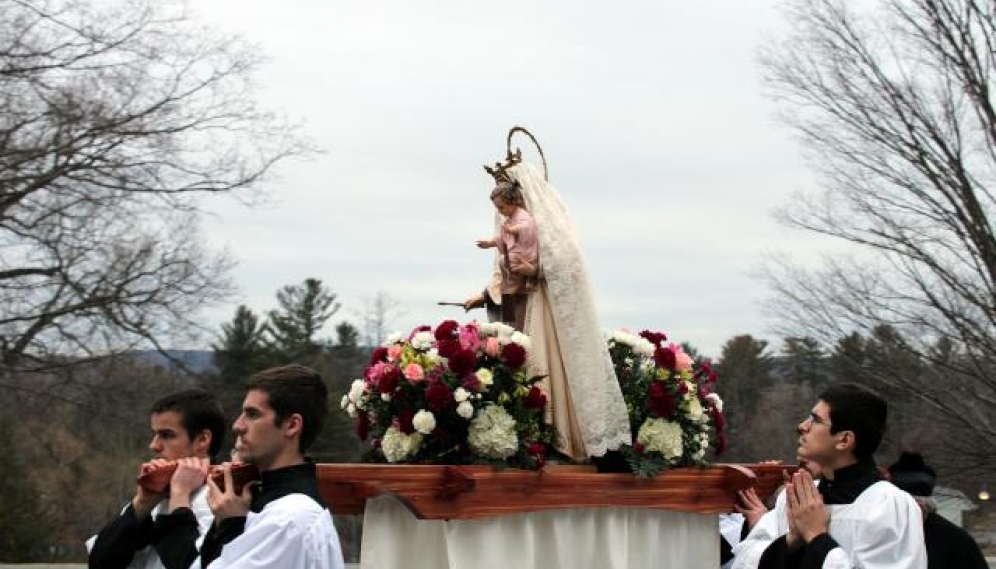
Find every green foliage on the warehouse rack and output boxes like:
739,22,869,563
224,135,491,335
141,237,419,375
268,278,341,363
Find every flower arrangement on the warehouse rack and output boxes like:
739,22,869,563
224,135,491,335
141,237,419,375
607,329,726,477
342,320,552,469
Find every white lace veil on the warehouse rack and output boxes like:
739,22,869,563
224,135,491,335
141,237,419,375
506,162,632,456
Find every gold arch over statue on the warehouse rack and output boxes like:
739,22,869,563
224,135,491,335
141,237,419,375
484,126,549,184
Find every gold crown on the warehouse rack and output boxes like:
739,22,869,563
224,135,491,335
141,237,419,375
482,126,548,185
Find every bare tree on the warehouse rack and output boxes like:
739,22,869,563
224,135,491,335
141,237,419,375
0,0,310,375
760,0,996,473
360,290,402,347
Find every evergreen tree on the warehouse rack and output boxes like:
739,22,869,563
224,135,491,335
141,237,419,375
829,332,868,384
781,336,826,390
268,278,340,364
212,305,272,417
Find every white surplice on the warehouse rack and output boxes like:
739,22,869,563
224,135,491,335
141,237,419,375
195,494,343,569
731,481,927,569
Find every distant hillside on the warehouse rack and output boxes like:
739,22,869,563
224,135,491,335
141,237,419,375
131,350,216,374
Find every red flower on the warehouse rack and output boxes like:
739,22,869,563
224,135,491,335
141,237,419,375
437,338,461,359
460,373,481,392
711,407,725,431
716,432,727,455
448,348,478,376
435,320,459,341
369,347,388,366
426,381,454,413
653,346,677,370
379,366,401,394
398,408,416,435
639,330,668,347
527,442,546,455
647,382,676,418
502,342,527,369
524,386,547,410
633,441,646,454
676,381,689,396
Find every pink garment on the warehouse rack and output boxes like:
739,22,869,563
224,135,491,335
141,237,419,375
496,207,539,295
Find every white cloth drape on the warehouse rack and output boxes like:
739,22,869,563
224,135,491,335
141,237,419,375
506,162,631,458
360,495,719,569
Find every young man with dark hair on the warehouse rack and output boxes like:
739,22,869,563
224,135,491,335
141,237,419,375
888,451,988,569
88,389,226,569
154,364,343,569
732,383,927,569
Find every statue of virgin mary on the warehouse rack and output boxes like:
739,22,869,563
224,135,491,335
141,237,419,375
479,128,632,461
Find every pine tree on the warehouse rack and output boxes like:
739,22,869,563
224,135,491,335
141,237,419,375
267,278,341,364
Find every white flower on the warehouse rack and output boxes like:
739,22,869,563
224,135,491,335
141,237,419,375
381,393,392,402
633,338,655,357
340,394,349,409
345,403,357,418
485,322,514,340
385,331,404,345
457,400,474,419
683,393,704,422
479,322,498,336
509,331,531,351
637,418,684,460
454,387,471,403
468,404,518,459
424,348,440,365
381,427,423,463
411,331,434,351
348,379,366,402
475,368,494,387
412,410,436,435
706,393,724,413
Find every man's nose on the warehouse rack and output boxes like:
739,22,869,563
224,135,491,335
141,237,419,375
149,436,162,452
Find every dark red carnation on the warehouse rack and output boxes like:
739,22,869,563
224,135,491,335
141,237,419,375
639,330,668,347
527,442,546,455
502,342,527,369
647,382,676,418
524,386,547,410
709,370,718,383
676,381,689,396
437,338,461,359
356,412,370,441
716,432,727,455
633,441,646,454
379,366,401,393
426,381,454,413
435,320,460,341
448,348,478,376
398,408,416,435
461,373,481,392
653,347,677,370
369,347,388,366
711,407,725,431
408,325,431,340
699,361,713,376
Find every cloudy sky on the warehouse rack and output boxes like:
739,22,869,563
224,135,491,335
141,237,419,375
191,0,830,357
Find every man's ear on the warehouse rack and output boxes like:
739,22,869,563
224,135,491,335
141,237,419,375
194,428,213,457
283,413,303,440
836,430,856,453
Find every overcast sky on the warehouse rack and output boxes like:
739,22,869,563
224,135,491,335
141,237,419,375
191,0,829,357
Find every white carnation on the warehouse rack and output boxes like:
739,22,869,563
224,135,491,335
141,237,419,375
475,368,494,387
411,331,434,351
381,427,423,463
340,394,349,409
468,404,518,459
456,400,474,419
509,331,531,350
683,394,704,422
454,387,471,403
385,331,404,345
348,379,366,403
706,393,723,413
637,418,684,460
345,402,357,418
381,393,392,402
479,322,498,336
412,409,436,435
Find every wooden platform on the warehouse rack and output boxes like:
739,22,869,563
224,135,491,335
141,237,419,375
318,463,791,520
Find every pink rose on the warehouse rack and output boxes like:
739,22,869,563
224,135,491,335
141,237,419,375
459,323,481,352
484,337,501,357
403,363,425,383
387,345,403,362
675,352,694,372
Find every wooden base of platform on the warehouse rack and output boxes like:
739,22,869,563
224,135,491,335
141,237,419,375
318,463,790,520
